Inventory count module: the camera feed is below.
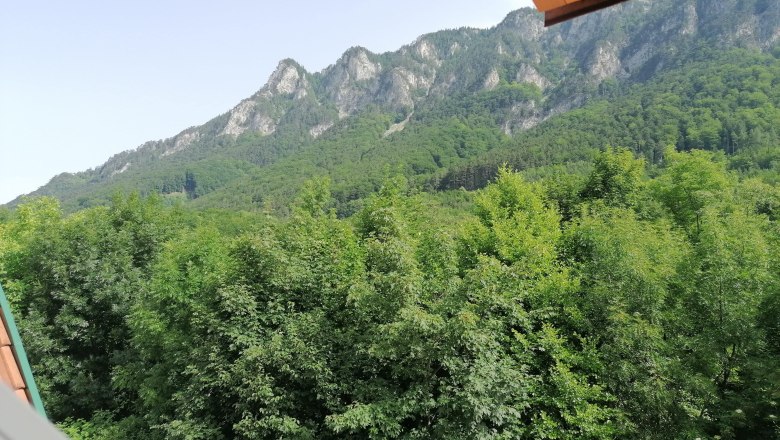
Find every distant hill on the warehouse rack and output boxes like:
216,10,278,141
11,0,780,213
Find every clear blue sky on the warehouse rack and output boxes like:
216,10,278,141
0,0,534,204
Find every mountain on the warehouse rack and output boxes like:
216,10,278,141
12,0,780,213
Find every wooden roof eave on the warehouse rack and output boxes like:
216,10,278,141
0,282,47,418
533,0,630,26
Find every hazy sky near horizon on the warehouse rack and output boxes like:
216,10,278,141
0,0,535,204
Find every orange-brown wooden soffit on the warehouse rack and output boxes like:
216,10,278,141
0,312,29,403
533,0,629,26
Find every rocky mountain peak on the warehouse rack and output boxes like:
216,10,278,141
320,47,383,117
219,60,310,137
260,59,310,99
497,8,545,40
338,47,381,82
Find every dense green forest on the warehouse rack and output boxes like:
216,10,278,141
1,146,779,439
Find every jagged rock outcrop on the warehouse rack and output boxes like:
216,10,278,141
264,62,306,96
415,39,440,64
162,130,201,157
587,42,623,82
502,101,544,135
515,64,550,90
321,48,383,117
499,9,545,40
309,122,334,139
220,60,314,137
483,68,501,90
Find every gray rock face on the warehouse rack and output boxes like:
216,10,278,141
516,64,550,90
383,112,413,138
222,100,257,137
321,48,383,117
251,114,277,135
587,43,622,82
220,60,313,137
379,69,417,109
483,68,501,90
348,49,381,81
502,101,543,135
260,60,311,99
430,72,458,96
162,130,201,157
415,39,440,64
268,63,302,95
500,9,545,40
309,122,334,138
681,3,698,35
110,162,131,176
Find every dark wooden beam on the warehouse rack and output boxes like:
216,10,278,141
545,0,629,26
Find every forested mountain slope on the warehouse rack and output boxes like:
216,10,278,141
190,47,780,217
10,0,780,212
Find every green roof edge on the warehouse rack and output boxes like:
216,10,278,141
0,282,47,419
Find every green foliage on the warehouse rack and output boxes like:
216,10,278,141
581,147,645,207
459,167,561,273
1,195,180,422
2,151,780,439
652,148,733,234
562,206,691,438
674,207,776,438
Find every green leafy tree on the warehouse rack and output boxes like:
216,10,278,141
653,148,733,234
580,147,645,207
459,166,561,274
674,207,775,438
562,206,690,438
